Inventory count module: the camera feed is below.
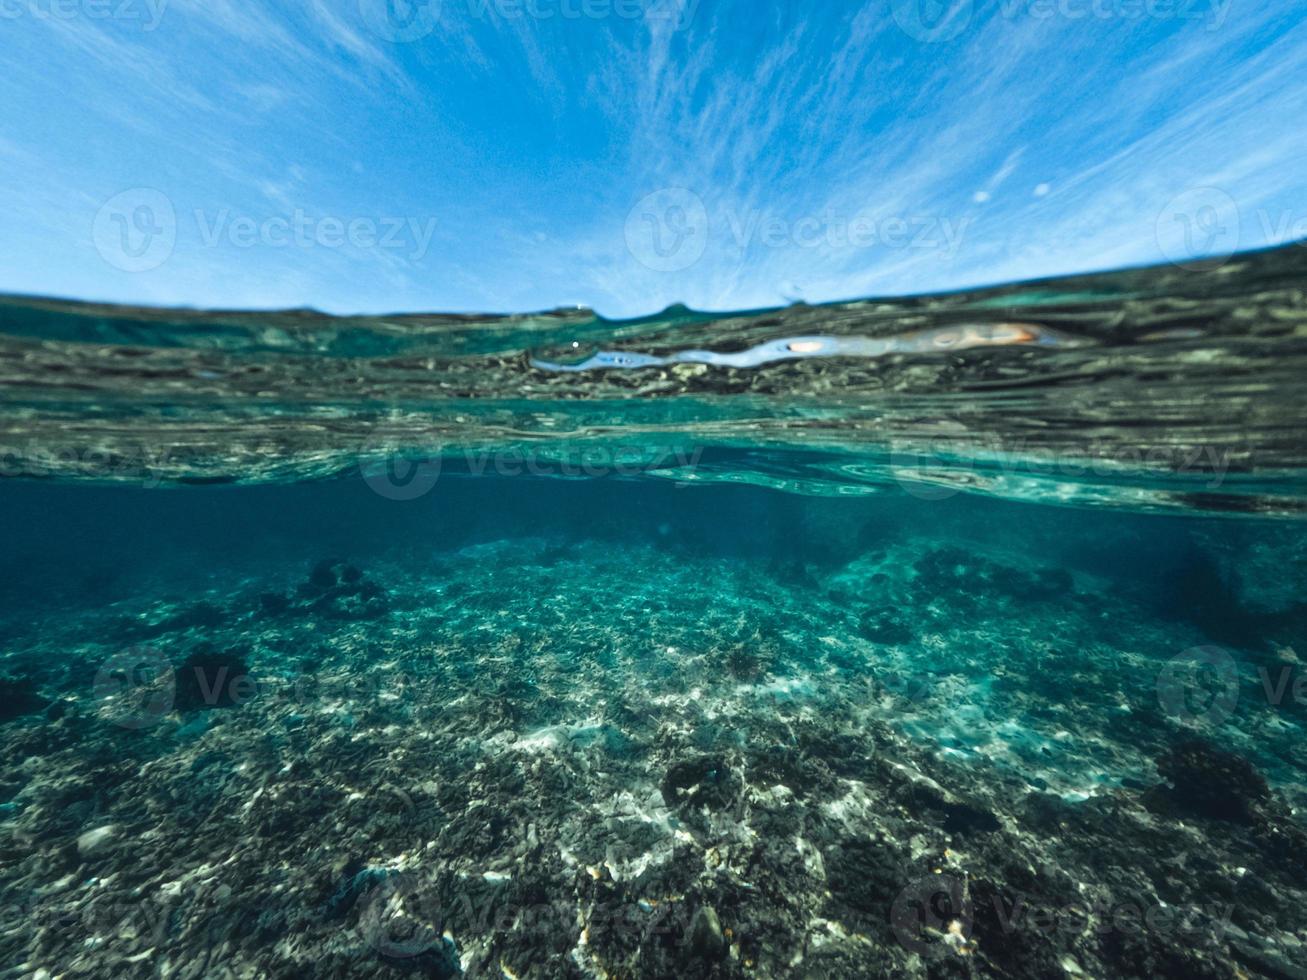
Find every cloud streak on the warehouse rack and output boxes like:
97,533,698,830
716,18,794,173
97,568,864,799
0,0,1304,316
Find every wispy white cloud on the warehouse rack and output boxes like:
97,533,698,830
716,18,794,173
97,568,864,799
1,0,1304,315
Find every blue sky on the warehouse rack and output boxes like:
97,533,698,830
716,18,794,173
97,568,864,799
2,0,1305,317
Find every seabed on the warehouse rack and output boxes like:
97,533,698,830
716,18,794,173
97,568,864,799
1,481,1305,978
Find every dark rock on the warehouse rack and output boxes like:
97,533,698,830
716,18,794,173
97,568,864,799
174,644,253,712
111,600,228,643
308,559,339,590
661,755,740,813
748,745,839,800
259,591,290,615
172,601,225,630
0,674,47,722
902,782,1001,836
1029,567,1074,599
296,560,389,620
824,837,910,932
970,876,1073,978
324,863,397,919
689,905,725,959
941,800,1001,836
382,936,460,977
859,609,914,645
1151,738,1269,824
1153,548,1261,648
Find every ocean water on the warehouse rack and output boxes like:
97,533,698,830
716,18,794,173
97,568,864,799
1,246,1306,978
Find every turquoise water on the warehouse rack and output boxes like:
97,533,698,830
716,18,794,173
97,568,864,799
2,247,1306,977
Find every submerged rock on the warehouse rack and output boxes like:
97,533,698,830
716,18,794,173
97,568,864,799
0,674,47,722
689,904,725,959
661,755,740,813
309,558,340,590
258,591,290,615
174,643,253,712
1152,738,1270,824
76,824,116,857
324,863,398,919
912,547,1075,609
859,609,914,645
1198,530,1307,617
295,559,389,620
